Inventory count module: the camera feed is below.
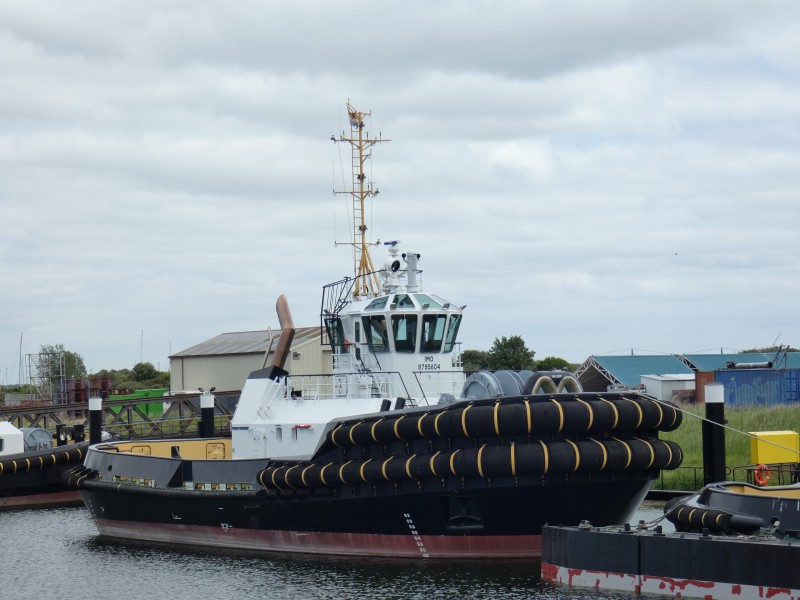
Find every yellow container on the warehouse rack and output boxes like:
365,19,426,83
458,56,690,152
749,430,800,464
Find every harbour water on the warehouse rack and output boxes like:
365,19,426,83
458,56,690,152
4,502,670,599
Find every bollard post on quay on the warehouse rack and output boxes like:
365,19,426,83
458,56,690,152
89,394,103,445
200,388,216,438
702,383,726,484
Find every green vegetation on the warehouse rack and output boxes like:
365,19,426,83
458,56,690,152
655,404,800,490
39,343,87,378
461,336,575,373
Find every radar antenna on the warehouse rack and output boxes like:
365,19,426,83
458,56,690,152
333,103,390,300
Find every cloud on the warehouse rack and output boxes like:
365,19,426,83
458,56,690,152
0,1,799,382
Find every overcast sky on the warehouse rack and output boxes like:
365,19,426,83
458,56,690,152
1,1,798,383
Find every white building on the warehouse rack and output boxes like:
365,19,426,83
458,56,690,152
640,373,696,402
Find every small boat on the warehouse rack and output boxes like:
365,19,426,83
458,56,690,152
665,479,800,536
71,103,685,558
0,421,89,510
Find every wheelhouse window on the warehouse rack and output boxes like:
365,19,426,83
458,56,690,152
324,317,345,352
362,315,389,352
394,294,416,309
444,314,462,352
365,297,389,311
422,314,447,352
414,294,444,309
391,314,417,353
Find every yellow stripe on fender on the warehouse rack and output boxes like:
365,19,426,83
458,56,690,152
301,464,316,487
434,412,445,437
599,398,619,430
393,416,406,440
370,419,383,443
320,462,334,486
524,400,531,435
338,460,353,484
510,442,517,477
493,403,501,436
634,436,655,469
358,459,372,483
550,400,564,432
623,398,643,429
417,413,429,437
331,423,345,447
381,457,395,481
449,449,461,476
565,439,580,471
284,465,300,490
271,466,282,489
613,437,632,469
405,454,418,479
651,399,664,429
575,398,594,431
539,441,549,473
589,438,608,470
429,451,442,477
660,439,673,467
461,406,471,437
349,421,363,446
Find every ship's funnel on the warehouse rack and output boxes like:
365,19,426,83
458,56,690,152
270,295,296,371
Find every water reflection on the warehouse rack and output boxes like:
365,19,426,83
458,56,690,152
5,503,668,600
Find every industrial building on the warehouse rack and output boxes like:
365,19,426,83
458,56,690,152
575,351,800,406
169,326,329,393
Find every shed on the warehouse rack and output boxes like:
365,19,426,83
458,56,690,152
169,326,329,393
575,355,694,392
640,373,696,402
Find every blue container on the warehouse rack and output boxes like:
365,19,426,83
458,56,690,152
713,368,800,406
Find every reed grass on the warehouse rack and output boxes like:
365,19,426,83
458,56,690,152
655,403,800,490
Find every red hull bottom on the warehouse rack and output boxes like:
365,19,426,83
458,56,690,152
542,563,800,600
94,518,542,559
0,490,82,511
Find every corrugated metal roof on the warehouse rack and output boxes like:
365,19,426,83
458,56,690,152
592,355,694,388
640,373,695,382
683,352,800,371
170,326,322,358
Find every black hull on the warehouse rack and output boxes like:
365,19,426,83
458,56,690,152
77,392,682,558
80,472,652,558
0,442,88,510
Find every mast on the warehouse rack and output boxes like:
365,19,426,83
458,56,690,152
333,103,390,300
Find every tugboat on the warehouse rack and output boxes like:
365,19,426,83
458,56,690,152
73,104,684,558
0,421,89,509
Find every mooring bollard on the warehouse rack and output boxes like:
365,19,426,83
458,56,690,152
703,383,726,484
89,395,103,444
200,388,216,438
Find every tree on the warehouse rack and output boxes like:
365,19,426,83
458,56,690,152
132,362,159,382
740,345,798,354
460,349,489,373
535,356,572,371
39,343,87,379
486,336,535,371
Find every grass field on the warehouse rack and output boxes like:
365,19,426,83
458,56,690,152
655,403,800,490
